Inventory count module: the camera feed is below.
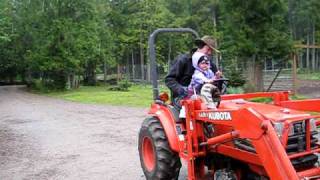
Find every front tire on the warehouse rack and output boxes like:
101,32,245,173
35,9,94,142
138,117,181,180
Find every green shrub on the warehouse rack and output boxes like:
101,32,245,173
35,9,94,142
29,74,67,92
107,78,132,91
29,79,51,92
118,78,132,90
297,69,320,80
50,72,67,90
243,82,257,93
290,94,306,100
224,66,246,87
227,87,244,94
250,97,272,103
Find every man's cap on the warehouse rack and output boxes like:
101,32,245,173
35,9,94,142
195,35,220,53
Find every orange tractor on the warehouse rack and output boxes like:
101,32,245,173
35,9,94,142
138,28,320,180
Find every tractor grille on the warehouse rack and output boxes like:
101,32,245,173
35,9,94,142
235,121,320,169
286,131,318,153
286,121,319,169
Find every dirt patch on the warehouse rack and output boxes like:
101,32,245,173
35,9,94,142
297,79,320,98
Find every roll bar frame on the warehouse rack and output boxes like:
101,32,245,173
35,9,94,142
148,28,199,100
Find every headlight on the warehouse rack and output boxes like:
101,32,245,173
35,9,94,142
274,119,317,138
310,118,317,132
273,122,284,137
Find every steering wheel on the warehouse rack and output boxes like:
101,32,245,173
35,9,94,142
212,78,229,94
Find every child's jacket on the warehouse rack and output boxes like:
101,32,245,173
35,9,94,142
188,52,216,94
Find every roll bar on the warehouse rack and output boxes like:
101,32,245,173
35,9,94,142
148,28,199,100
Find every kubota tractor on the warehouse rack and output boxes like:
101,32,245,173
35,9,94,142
138,28,320,180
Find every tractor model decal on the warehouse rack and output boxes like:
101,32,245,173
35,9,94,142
199,112,232,121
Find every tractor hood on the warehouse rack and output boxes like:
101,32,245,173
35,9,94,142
220,99,311,122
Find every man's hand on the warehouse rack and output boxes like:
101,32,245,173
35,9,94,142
178,86,188,97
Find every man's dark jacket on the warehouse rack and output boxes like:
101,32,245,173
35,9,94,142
165,53,218,99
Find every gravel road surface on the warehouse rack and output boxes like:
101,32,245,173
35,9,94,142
0,86,190,180
2,85,318,180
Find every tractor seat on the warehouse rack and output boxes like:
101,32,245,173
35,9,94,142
168,105,183,123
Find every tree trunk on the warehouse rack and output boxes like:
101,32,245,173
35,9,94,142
117,64,121,82
103,60,107,84
26,68,32,84
316,49,319,70
306,33,310,71
131,50,135,80
71,73,76,89
288,0,295,39
212,5,219,64
292,53,298,94
247,55,264,92
140,30,145,81
246,61,255,92
66,74,71,89
299,53,303,68
147,62,151,82
126,49,130,79
167,36,172,72
312,23,316,71
255,64,264,91
77,75,80,88
68,73,77,89
83,61,96,86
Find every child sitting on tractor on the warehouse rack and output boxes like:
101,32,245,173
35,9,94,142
188,52,221,109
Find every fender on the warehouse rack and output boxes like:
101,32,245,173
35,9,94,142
148,103,180,152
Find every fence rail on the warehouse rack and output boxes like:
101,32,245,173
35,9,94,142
263,69,293,91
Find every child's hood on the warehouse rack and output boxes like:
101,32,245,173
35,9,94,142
192,52,210,72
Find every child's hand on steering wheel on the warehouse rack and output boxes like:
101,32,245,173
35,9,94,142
205,79,214,83
215,70,222,78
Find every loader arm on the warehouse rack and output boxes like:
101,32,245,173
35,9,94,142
192,106,300,180
280,99,320,112
185,95,320,180
222,91,320,126
236,108,299,180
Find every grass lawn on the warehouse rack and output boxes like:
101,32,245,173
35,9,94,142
46,84,169,107
298,71,320,80
43,84,308,108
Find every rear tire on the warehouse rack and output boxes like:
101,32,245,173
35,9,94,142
138,117,181,180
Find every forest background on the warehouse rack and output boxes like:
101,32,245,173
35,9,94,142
1,0,320,92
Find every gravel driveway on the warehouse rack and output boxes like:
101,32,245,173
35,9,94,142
0,86,151,180
4,85,317,180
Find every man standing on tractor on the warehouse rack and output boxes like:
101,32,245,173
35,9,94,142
165,35,222,102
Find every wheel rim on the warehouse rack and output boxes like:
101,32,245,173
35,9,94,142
142,136,155,171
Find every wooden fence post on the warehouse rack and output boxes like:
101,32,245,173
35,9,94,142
292,52,298,94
